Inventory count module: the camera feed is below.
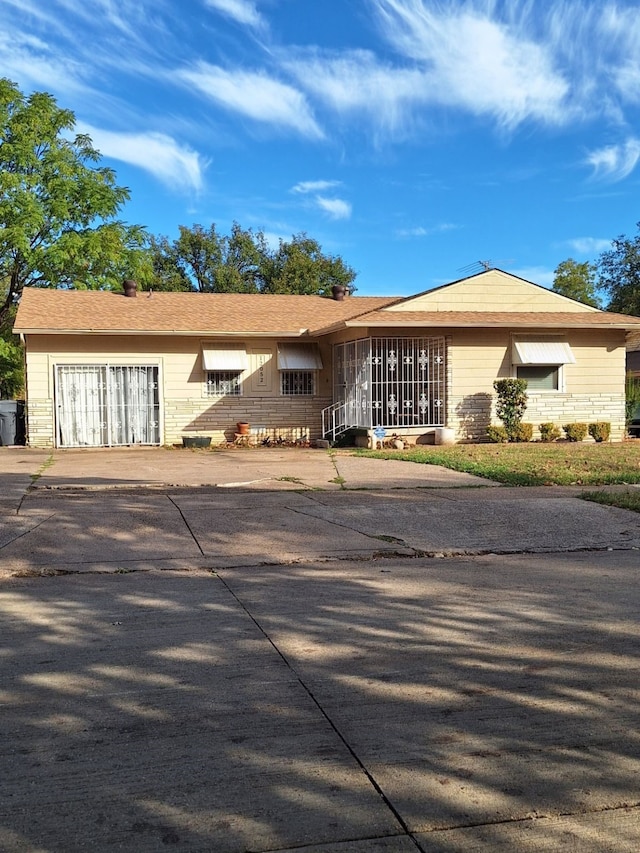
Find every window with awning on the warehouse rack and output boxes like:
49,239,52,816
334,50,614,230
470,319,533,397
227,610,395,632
512,340,575,365
277,344,322,397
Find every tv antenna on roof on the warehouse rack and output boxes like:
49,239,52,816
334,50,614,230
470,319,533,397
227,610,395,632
457,259,494,275
457,258,514,275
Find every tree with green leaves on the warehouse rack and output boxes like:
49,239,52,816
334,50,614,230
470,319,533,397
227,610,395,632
148,224,357,296
552,258,601,307
0,78,148,326
147,223,268,293
597,223,640,316
261,233,356,295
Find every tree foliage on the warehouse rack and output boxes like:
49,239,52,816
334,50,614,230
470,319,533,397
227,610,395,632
552,258,600,307
597,222,640,316
0,78,148,325
261,233,356,295
147,224,356,296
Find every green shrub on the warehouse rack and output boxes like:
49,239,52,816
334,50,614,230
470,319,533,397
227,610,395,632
563,422,588,442
539,422,561,442
511,422,533,442
486,425,509,443
493,378,528,438
588,421,611,443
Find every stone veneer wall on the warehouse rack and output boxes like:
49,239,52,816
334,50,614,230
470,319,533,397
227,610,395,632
164,395,331,445
450,392,626,442
24,399,55,448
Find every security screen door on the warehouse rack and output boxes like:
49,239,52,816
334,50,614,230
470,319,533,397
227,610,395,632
56,365,160,447
334,337,446,429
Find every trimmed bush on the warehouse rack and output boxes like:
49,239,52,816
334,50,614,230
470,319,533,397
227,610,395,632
588,421,611,443
511,422,533,442
486,425,509,443
563,422,588,442
539,422,561,442
493,378,528,439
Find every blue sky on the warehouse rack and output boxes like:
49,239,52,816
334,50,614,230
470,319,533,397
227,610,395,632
2,0,640,296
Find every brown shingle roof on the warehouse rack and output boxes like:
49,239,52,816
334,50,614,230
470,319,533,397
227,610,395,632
13,288,640,336
13,288,399,335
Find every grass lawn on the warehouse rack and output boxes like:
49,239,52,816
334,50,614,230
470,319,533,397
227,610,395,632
351,441,640,486
581,489,640,513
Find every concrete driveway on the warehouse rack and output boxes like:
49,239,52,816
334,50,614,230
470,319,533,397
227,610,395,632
1,446,639,851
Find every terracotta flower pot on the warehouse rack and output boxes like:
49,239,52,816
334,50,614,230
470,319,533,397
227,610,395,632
237,422,250,435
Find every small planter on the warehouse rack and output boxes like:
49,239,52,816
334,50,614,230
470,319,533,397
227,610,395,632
434,427,455,446
182,436,211,449
237,422,250,435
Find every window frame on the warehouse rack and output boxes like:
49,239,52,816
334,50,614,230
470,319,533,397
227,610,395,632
280,369,316,397
205,370,243,397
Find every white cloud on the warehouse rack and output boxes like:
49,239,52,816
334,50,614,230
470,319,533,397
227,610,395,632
395,223,457,238
285,49,425,136
78,124,205,191
204,0,263,28
291,180,341,194
315,197,352,220
370,0,571,130
0,31,89,98
176,62,323,138
566,237,612,255
585,138,640,182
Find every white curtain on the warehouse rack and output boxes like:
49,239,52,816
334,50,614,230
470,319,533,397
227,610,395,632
57,366,107,447
108,366,159,445
57,365,159,447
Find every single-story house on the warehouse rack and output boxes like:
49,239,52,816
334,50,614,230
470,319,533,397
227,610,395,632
13,269,640,448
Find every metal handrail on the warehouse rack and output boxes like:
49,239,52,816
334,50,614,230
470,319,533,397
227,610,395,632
321,401,349,442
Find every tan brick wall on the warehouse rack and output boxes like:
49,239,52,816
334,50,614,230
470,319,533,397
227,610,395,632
164,395,331,445
451,392,626,442
23,399,55,448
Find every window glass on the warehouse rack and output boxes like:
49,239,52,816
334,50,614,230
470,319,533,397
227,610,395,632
281,370,314,396
517,365,558,390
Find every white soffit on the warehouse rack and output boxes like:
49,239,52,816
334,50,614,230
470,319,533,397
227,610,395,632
277,343,323,370
202,346,248,371
513,341,575,365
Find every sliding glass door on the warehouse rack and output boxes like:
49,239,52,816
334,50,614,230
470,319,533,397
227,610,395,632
56,365,160,447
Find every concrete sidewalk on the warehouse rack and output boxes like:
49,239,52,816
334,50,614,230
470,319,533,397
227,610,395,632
0,445,497,497
1,554,639,852
1,446,640,851
1,446,640,574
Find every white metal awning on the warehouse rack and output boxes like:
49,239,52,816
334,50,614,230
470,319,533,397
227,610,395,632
277,343,323,370
512,341,575,365
202,345,248,371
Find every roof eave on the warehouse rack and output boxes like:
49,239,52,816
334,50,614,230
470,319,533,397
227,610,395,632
15,328,311,337
344,318,640,329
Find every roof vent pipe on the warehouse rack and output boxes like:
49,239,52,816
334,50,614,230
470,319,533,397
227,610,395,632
331,284,347,301
123,279,138,298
